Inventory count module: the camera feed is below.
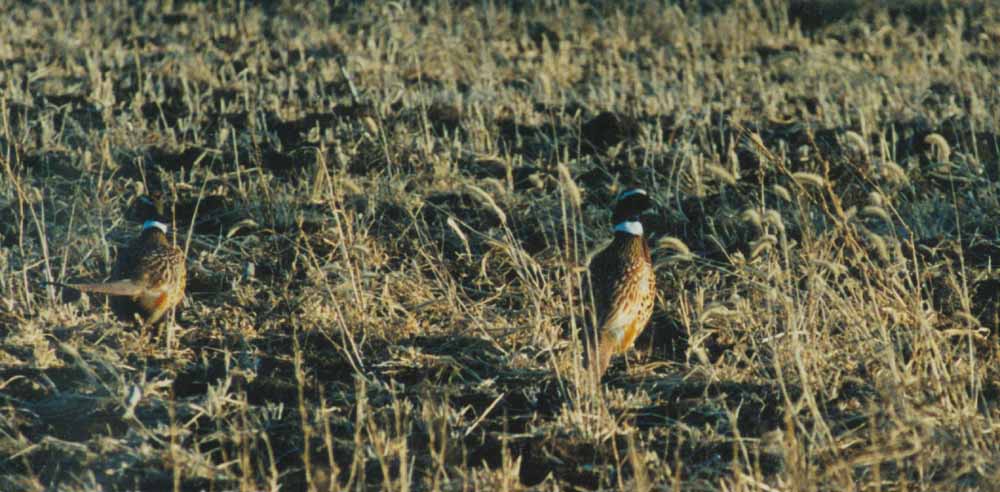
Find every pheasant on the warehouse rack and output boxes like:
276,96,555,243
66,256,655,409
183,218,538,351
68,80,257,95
586,188,656,379
52,195,186,325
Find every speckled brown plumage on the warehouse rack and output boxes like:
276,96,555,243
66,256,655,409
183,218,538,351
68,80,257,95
58,195,186,325
587,188,656,378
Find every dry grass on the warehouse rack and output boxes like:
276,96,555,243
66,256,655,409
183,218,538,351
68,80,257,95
2,1,1000,490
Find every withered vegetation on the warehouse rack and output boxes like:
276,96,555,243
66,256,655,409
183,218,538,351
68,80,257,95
2,1,1000,490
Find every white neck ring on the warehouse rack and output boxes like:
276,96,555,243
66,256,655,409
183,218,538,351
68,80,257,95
143,220,168,233
613,220,643,236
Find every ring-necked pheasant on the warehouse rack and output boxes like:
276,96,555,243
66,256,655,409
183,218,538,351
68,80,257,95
52,194,186,326
586,188,656,379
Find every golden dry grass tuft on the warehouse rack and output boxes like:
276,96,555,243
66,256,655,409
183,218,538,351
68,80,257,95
2,1,1000,490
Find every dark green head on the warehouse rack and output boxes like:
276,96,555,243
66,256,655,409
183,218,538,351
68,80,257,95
127,192,170,239
611,188,654,235
128,192,168,224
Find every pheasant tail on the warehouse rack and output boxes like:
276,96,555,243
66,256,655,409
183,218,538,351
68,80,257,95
66,279,146,297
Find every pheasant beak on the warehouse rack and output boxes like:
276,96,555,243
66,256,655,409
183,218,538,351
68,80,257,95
637,197,661,225
638,195,659,215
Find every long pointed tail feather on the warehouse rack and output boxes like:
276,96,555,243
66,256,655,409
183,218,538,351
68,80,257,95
43,279,144,297
596,336,617,378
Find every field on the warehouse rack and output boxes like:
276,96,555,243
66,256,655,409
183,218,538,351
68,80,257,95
2,1,1000,490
